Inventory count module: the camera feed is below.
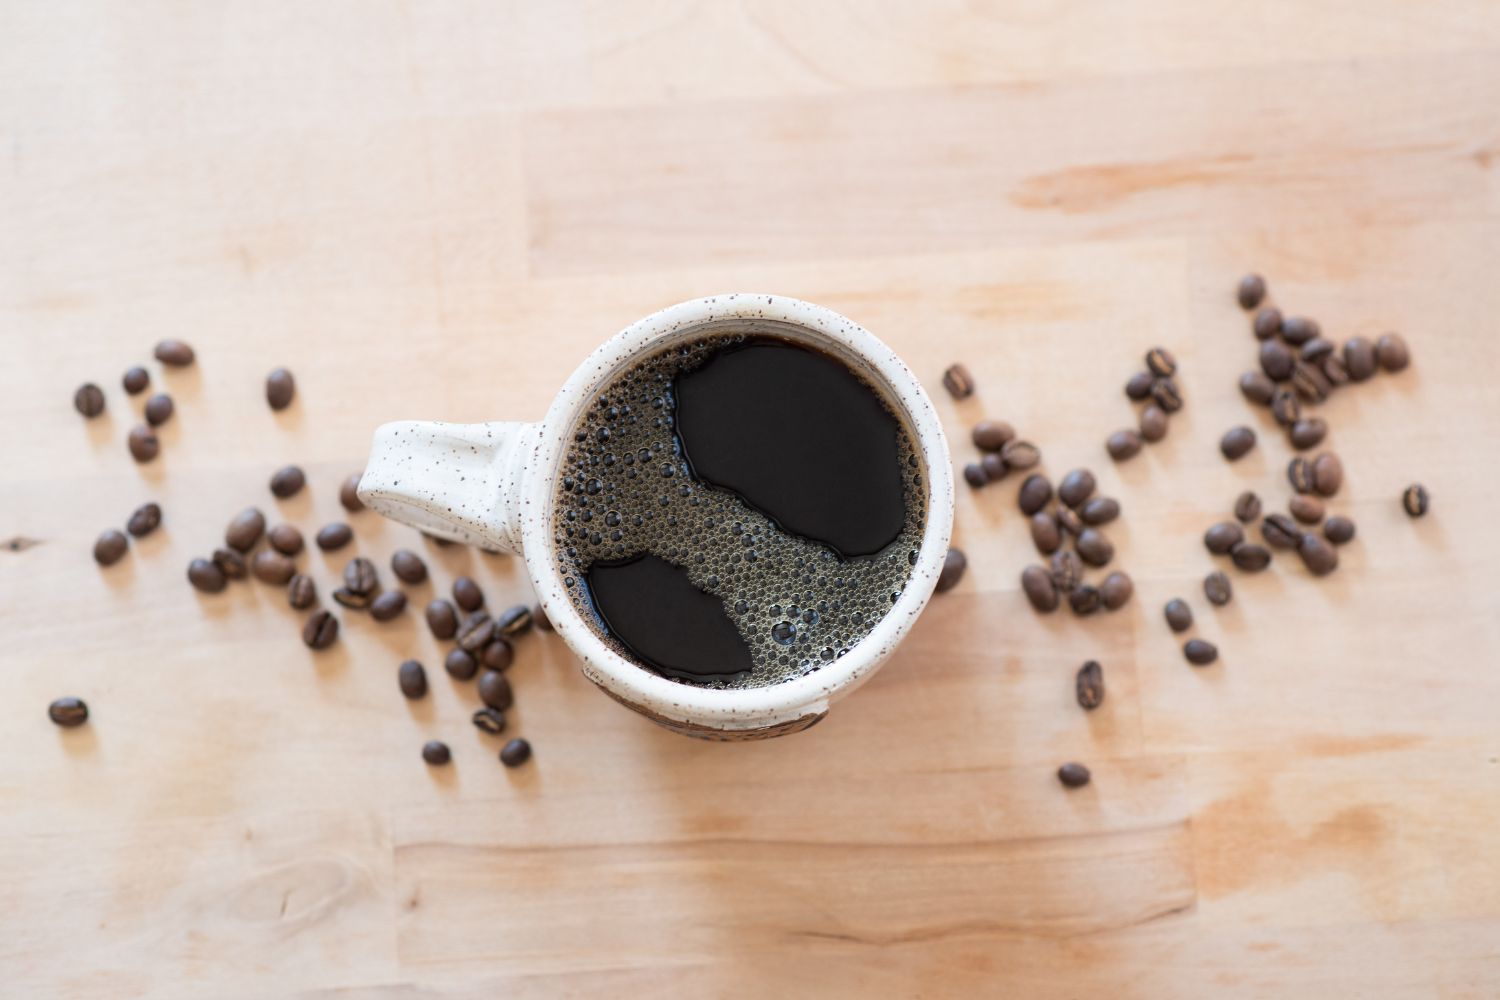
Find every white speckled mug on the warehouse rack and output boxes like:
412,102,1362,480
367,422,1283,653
359,295,953,739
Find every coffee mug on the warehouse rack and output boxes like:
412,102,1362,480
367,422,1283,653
358,294,954,739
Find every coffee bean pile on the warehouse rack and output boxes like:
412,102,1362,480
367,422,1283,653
1016,467,1132,618
71,340,201,462
1107,346,1183,460
959,416,1044,490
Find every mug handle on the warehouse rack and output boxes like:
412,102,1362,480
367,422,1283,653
357,420,537,554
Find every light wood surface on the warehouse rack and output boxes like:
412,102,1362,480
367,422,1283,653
4,3,1500,997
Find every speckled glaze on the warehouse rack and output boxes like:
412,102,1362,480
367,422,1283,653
360,294,954,738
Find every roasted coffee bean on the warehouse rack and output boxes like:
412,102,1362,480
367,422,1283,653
1271,389,1301,427
482,637,514,671
225,507,266,551
1259,340,1294,381
125,502,162,538
478,670,514,712
74,383,105,418
212,547,247,580
1376,332,1410,372
1050,550,1082,592
979,453,1006,481
1312,452,1343,497
265,367,296,410
1183,639,1219,666
344,556,378,595
188,557,227,593
1204,570,1232,606
1234,491,1262,523
1321,353,1350,386
1125,371,1155,400
268,524,304,555
1068,585,1102,616
251,550,296,585
1150,377,1183,412
287,573,317,609
1344,336,1377,381
1298,532,1339,576
534,605,553,631
935,548,968,592
1076,661,1105,710
1107,429,1142,460
390,549,427,584
1139,405,1170,441
127,424,159,462
444,647,478,680
93,529,128,565
1057,762,1091,789
500,738,533,767
1289,494,1325,524
1057,505,1084,537
1029,512,1061,554
1239,371,1276,406
1262,513,1301,549
269,465,306,498
457,613,495,653
962,463,988,489
1287,457,1316,494
1220,426,1256,461
426,599,459,639
49,696,89,728
1280,315,1319,345
1289,417,1327,450
302,609,339,649
1058,469,1096,508
1324,516,1356,544
1018,474,1053,516
340,473,365,512
122,366,150,395
1075,528,1113,567
371,590,408,621
332,587,371,609
1000,439,1041,470
941,363,975,399
1291,361,1331,403
1164,598,1193,633
1080,496,1120,526
1403,483,1430,517
1204,521,1245,555
1300,337,1335,363
1099,571,1133,610
421,741,451,765
144,393,174,426
1253,306,1282,340
450,576,482,611
971,420,1015,451
1231,543,1272,572
1145,347,1176,377
398,659,428,699
1021,564,1059,612
1237,273,1266,310
472,708,507,735
314,522,352,551
153,339,195,366
496,604,533,636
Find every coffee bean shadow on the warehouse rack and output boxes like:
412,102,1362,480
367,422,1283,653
425,537,475,576
405,690,435,723
135,451,169,485
365,611,418,655
97,553,138,589
427,759,460,790
272,486,313,521
132,527,171,560
306,640,351,676
152,414,183,451
159,361,203,402
60,724,99,759
271,395,304,432
1408,512,1447,551
84,411,116,451
348,509,385,542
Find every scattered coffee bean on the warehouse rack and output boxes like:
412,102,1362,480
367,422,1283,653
1262,513,1301,549
426,599,459,639
315,522,353,551
1204,570,1232,607
1139,404,1169,441
1220,426,1256,461
1080,496,1120,526
1402,483,1430,517
1058,469,1096,509
125,502,162,538
1237,273,1266,310
1050,550,1082,593
144,393,174,426
496,604,533,636
1344,337,1377,381
421,740,451,765
971,420,1015,451
251,550,296,585
1289,417,1327,450
390,549,427,584
127,424,160,462
1099,571,1133,610
1018,474,1053,515
1324,516,1356,545
1289,494,1325,524
212,547,247,580
1204,521,1245,555
49,696,89,728
1312,452,1343,497
1259,340,1294,381
451,576,483,611
472,708,507,735
1125,371,1155,400
1076,661,1105,710
153,339,195,366
1030,512,1061,554
444,647,478,680
225,507,266,551
1075,528,1114,567
1057,505,1084,537
302,610,339,649
371,590,408,621
1233,491,1262,523
398,660,428,699
1107,429,1142,460
1270,389,1301,428
122,366,150,395
265,367,296,410
1000,439,1041,470
1252,306,1282,340
268,523,304,555
1164,598,1193,633
962,463,987,488
941,363,975,399
1150,377,1183,412
1300,337,1335,364
1280,316,1319,346
1321,353,1350,386
269,465,306,498
979,452,1006,481
93,529,128,565
188,557,227,593
1239,371,1275,405
343,557,378,596
1376,332,1410,372
288,573,317,609
478,670,514,711
1145,347,1176,377
482,637,514,671
1287,457,1316,494
1068,584,1102,616
500,738,532,767
1057,762,1091,788
935,548,967,592
1291,361,1331,403
73,383,105,418
534,605,553,631
1230,543,1272,572
457,612,495,653
1298,532,1339,576
1021,564,1059,612
340,473,364,512
1183,639,1219,666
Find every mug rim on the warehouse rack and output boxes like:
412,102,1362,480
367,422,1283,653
522,294,954,726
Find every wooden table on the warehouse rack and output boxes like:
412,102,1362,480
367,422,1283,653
4,3,1499,996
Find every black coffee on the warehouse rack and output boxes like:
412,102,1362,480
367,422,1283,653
553,334,925,688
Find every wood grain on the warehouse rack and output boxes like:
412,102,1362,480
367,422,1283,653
3,2,1499,997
